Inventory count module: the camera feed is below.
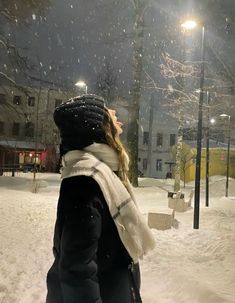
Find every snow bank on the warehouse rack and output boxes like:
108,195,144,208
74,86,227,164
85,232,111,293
0,173,235,303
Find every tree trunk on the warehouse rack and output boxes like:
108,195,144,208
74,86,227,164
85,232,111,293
127,0,145,186
147,93,154,176
174,115,183,192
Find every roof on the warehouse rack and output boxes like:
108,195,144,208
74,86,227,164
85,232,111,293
0,140,46,150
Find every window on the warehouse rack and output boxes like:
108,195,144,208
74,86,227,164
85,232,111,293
156,159,162,171
55,99,62,108
12,122,20,136
25,122,34,137
13,95,22,105
143,131,149,145
0,121,4,135
157,133,163,147
0,94,6,104
28,96,35,106
170,134,176,146
143,158,147,170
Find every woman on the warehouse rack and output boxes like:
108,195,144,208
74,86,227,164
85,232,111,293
46,94,155,303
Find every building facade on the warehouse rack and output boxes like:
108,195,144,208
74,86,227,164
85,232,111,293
181,143,235,182
113,93,178,179
137,97,178,179
0,84,74,171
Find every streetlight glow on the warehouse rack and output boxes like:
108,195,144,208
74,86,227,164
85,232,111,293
75,81,86,87
181,20,197,30
210,118,216,124
220,114,230,118
75,81,88,94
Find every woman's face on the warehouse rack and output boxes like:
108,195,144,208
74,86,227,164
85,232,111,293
107,108,123,135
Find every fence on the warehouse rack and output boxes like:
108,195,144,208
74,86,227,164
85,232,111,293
0,164,40,176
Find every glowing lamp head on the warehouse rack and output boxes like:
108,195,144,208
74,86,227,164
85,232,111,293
181,20,197,30
75,81,86,88
210,118,216,125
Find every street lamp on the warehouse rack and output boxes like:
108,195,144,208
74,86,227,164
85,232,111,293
210,118,216,125
181,20,197,31
205,91,210,207
181,19,205,229
75,81,88,94
220,114,231,197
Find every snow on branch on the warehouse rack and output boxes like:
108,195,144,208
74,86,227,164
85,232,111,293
160,52,200,79
144,66,199,123
144,69,197,105
0,72,16,84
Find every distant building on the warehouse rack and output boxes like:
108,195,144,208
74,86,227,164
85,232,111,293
0,84,74,172
178,140,235,182
113,93,178,179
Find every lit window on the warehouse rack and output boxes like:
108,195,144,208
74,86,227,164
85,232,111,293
13,95,21,105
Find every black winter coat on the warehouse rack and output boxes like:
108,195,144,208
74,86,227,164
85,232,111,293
46,176,142,303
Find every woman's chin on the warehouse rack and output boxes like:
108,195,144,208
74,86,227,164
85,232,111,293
116,122,123,134
117,127,123,135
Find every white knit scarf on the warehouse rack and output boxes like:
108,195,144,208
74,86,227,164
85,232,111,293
61,143,156,263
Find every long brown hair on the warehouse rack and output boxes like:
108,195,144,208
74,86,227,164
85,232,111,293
103,108,129,183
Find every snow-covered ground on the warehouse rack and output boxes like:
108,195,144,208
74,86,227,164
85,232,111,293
0,173,235,303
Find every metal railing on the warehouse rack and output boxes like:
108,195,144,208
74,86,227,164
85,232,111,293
0,164,39,176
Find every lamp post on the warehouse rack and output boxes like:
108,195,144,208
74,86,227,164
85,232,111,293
181,19,205,229
220,114,231,197
75,81,88,94
205,91,210,207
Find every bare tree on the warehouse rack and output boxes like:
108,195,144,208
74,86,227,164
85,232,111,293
0,0,50,22
145,47,234,190
144,52,200,191
172,142,195,188
126,0,151,186
96,61,118,103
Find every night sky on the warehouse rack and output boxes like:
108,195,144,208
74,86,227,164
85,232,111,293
1,0,235,98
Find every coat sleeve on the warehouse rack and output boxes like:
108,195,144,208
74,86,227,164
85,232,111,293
58,177,103,303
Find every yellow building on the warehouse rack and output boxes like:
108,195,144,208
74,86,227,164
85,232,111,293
179,142,235,182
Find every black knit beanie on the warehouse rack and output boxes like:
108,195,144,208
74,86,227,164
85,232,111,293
53,94,109,155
